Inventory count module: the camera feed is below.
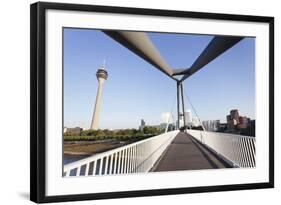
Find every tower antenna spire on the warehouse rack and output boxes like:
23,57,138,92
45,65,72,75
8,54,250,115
103,59,106,69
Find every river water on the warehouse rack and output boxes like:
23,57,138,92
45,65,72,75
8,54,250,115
64,155,89,165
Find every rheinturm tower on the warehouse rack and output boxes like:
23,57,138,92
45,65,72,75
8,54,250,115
90,64,108,130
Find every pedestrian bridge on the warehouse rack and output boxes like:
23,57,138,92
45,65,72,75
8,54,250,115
63,30,252,177
64,130,255,177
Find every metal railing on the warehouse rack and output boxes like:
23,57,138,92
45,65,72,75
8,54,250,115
64,130,179,177
186,130,256,168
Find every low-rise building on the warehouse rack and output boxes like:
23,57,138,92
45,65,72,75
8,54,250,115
65,127,83,135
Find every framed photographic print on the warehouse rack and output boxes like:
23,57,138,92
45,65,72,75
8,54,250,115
30,2,274,203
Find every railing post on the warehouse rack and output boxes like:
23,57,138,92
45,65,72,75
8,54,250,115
133,145,137,172
121,149,125,173
104,156,109,175
85,163,89,176
124,148,128,174
99,158,103,175
76,166,81,176
117,151,121,174
92,161,96,175
128,147,132,173
109,154,113,175
113,153,117,175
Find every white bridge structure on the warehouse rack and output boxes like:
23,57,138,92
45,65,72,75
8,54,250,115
64,30,255,177
64,130,179,176
64,130,255,177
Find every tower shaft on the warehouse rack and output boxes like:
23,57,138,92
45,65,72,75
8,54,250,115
90,78,105,130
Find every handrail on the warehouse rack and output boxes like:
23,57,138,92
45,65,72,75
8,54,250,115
186,130,256,168
64,130,179,177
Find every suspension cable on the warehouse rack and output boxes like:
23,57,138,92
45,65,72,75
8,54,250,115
165,94,177,133
182,86,206,131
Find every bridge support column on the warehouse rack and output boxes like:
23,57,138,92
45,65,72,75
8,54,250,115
176,82,187,130
177,82,180,130
180,83,186,129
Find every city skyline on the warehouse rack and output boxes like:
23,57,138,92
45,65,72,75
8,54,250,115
64,28,255,129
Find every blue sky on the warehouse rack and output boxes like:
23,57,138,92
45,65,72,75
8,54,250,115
64,28,255,129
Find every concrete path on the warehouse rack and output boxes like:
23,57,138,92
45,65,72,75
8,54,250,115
153,132,231,172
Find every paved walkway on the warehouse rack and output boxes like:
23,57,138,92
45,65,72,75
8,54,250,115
153,132,231,172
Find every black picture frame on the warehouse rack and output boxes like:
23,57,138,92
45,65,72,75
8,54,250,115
30,2,274,203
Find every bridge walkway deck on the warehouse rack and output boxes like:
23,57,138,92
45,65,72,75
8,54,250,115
152,132,232,172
